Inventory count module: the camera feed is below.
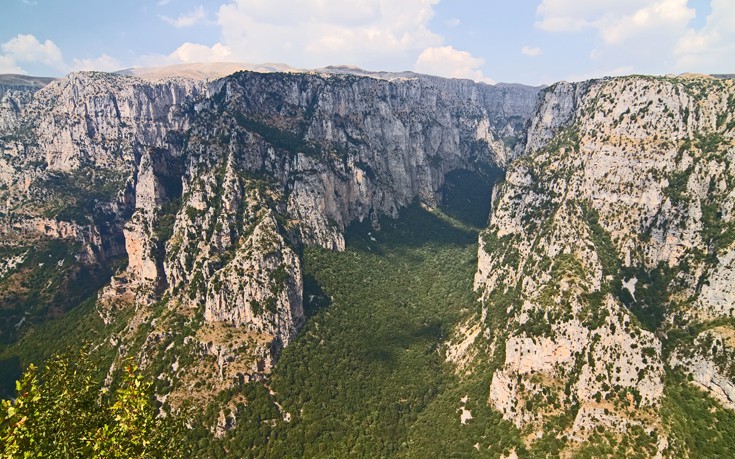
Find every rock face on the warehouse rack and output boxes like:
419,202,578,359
9,66,735,452
0,75,55,131
183,72,536,250
0,69,540,406
201,212,304,345
472,74,735,451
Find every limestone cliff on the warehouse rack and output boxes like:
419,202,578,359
470,74,735,454
0,75,54,131
0,68,540,409
3,65,735,453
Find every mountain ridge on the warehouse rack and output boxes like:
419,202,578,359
1,67,735,456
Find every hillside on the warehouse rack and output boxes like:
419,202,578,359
1,68,735,457
0,69,535,409
471,75,735,456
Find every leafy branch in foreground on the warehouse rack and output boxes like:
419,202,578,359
0,349,187,458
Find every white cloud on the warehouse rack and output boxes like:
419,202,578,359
1,34,66,71
211,0,442,69
0,34,128,75
598,0,694,45
535,0,641,32
160,6,207,28
0,55,24,74
446,18,460,27
534,0,735,75
536,0,694,43
675,0,735,72
415,46,494,83
521,46,542,57
166,42,232,63
137,42,233,67
72,54,123,72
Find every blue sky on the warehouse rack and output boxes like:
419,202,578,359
0,0,732,85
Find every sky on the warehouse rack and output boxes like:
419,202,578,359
0,0,732,86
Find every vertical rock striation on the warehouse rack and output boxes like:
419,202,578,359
471,74,735,451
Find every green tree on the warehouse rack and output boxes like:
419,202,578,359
0,350,187,458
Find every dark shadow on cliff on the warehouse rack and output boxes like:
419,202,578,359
345,202,475,256
439,167,502,229
0,356,21,399
344,168,499,255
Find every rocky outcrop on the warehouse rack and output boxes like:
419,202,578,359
695,249,735,319
0,75,54,131
0,72,204,265
183,71,539,250
201,212,304,346
0,216,102,262
523,80,589,155
24,72,200,172
670,334,735,410
472,75,735,447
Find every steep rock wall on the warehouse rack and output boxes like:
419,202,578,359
471,75,735,448
0,69,540,403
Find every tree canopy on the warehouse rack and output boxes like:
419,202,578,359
0,349,187,458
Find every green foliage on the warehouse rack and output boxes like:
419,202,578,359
185,205,201,221
517,307,554,337
570,427,658,459
580,202,620,278
93,366,183,458
1,357,95,457
401,364,523,458
273,205,481,457
0,240,115,346
35,168,125,225
0,350,187,458
662,371,735,457
580,290,611,330
482,228,513,259
232,111,321,156
154,198,182,263
579,201,671,331
544,126,581,154
0,292,131,399
617,264,672,332
184,202,523,457
700,199,735,260
268,264,289,296
695,131,726,155
663,167,693,206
